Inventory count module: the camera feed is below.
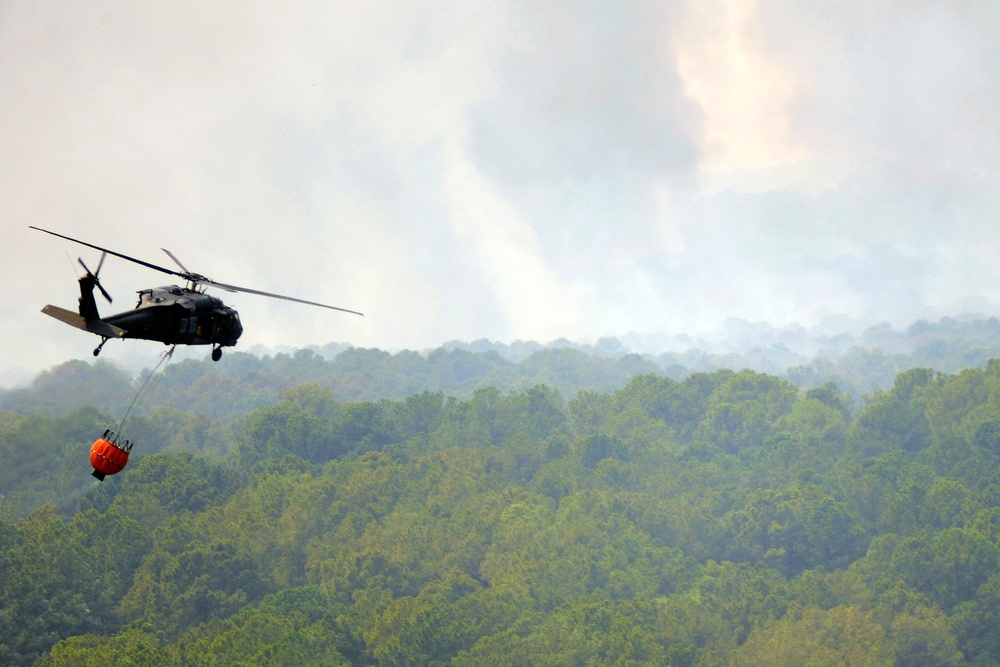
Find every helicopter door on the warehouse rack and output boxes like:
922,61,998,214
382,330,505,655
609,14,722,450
180,315,197,341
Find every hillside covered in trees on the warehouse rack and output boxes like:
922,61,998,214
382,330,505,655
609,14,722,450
3,326,1000,665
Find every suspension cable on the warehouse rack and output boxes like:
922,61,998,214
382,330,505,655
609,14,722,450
117,345,176,438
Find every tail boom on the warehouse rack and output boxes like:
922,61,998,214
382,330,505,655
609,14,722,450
42,305,126,339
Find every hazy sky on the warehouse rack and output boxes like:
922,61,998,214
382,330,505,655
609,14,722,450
2,1,999,385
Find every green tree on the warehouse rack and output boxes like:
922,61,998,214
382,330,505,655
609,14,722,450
122,537,273,636
849,370,936,456
235,402,337,469
729,605,894,667
889,604,963,667
36,629,165,667
952,574,1000,666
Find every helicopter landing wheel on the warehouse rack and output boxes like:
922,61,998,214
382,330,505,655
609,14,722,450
94,338,108,357
211,346,222,362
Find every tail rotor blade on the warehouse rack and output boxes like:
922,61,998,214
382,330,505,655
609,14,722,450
94,252,111,301
78,256,113,303
96,282,113,304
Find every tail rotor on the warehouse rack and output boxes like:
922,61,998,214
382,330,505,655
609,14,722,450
78,252,112,303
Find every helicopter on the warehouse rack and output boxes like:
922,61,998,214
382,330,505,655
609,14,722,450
30,226,363,361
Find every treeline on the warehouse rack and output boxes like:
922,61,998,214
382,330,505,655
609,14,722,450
7,315,1000,426
2,361,1000,664
455,315,1000,394
0,347,659,422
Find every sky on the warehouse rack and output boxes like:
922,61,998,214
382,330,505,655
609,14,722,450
2,1,999,386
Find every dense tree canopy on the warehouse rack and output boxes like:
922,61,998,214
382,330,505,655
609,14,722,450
3,340,1000,664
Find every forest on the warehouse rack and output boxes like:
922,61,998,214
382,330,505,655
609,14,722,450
2,318,1000,665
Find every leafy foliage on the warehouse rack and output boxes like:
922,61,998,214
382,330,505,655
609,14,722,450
3,348,1000,664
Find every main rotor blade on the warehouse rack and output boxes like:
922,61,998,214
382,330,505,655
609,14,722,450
200,278,364,316
159,247,228,288
161,248,191,274
33,226,363,316
31,226,184,279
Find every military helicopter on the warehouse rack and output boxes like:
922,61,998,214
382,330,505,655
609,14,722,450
31,226,363,361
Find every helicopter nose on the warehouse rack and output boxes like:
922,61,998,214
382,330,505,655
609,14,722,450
227,309,243,339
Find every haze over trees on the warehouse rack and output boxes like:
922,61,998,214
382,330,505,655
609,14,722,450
2,318,1000,665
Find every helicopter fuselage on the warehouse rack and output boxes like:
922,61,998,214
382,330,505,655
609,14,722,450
104,285,244,347
32,225,360,362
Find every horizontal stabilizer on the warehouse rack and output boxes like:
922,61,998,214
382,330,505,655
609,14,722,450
42,305,126,338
